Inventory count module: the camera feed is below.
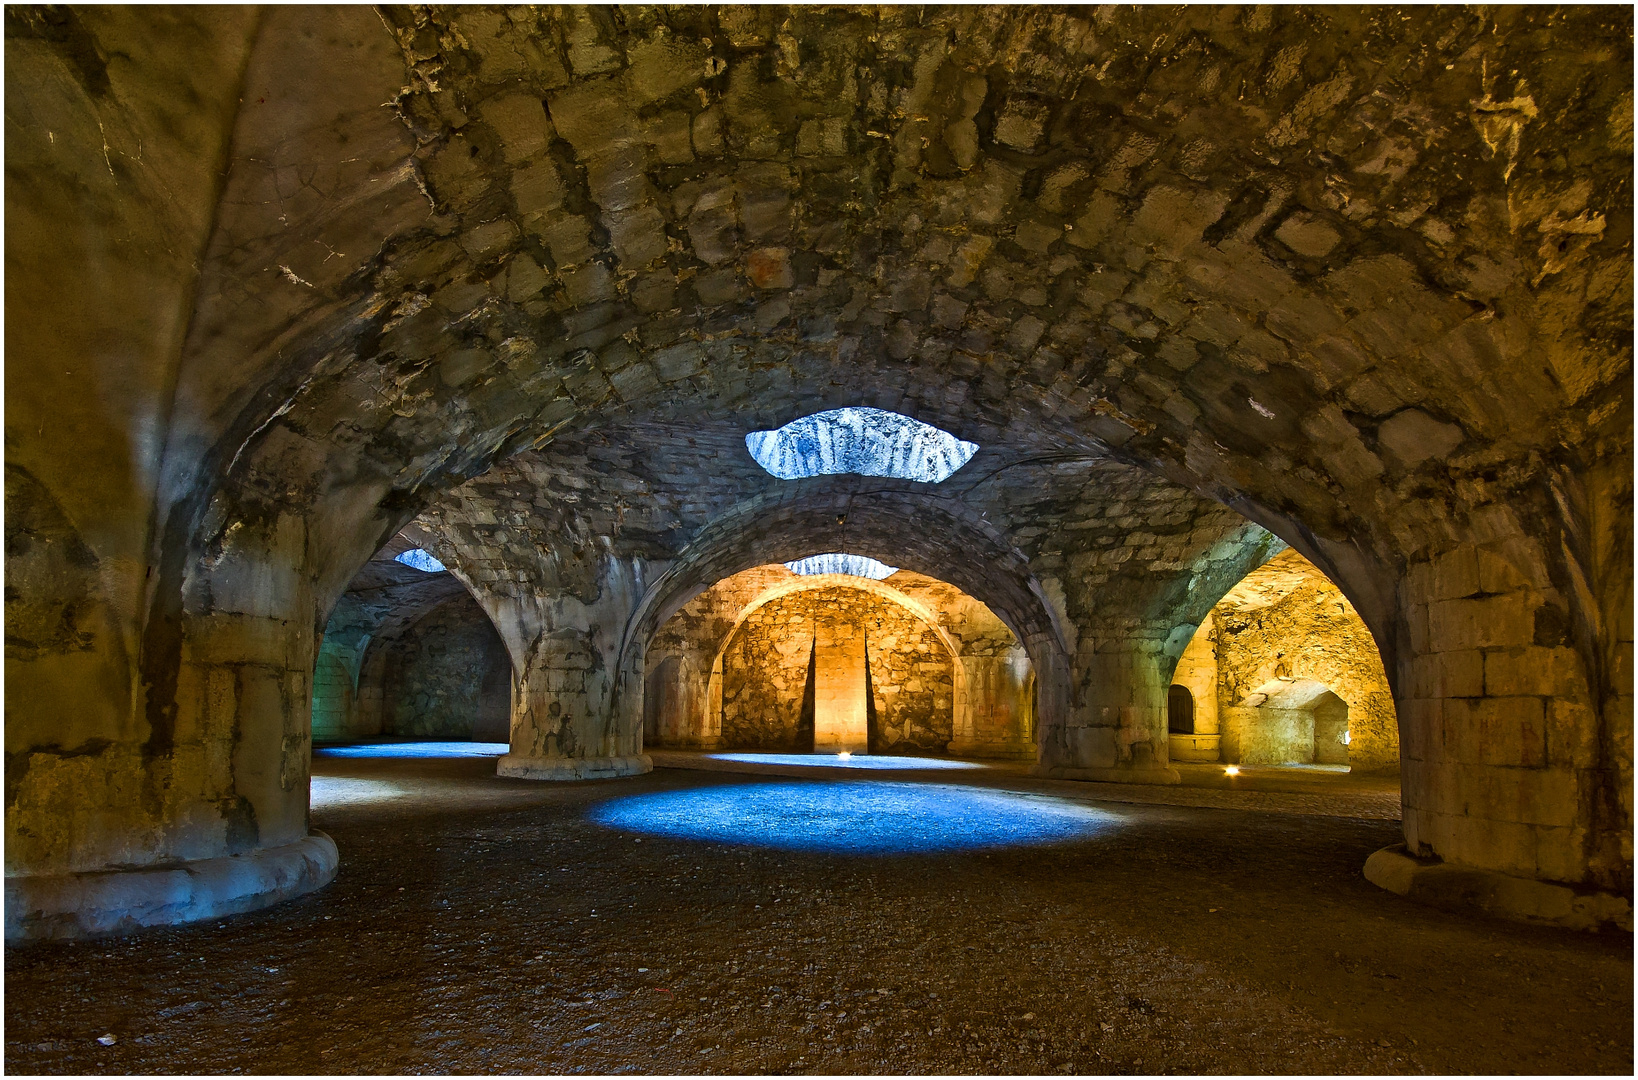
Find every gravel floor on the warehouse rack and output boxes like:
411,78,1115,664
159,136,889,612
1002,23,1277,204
5,754,1631,1075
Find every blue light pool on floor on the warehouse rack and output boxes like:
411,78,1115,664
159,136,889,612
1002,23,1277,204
589,781,1116,854
707,753,986,771
315,741,509,759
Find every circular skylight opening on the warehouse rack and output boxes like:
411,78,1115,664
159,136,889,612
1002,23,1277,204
745,407,978,482
394,548,447,573
784,553,898,580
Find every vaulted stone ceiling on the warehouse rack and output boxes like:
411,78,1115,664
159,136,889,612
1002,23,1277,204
5,5,1631,935
122,4,1629,624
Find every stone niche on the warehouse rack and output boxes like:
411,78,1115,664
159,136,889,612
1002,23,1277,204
722,585,955,755
1168,549,1399,772
367,594,512,742
644,564,1035,759
312,543,512,744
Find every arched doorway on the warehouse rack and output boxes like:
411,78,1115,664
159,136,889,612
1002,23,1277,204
1168,548,1398,773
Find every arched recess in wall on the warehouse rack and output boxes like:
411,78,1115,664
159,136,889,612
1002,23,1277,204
619,485,1067,740
1162,547,1400,773
648,568,1037,757
312,533,514,745
708,576,963,755
616,485,1075,753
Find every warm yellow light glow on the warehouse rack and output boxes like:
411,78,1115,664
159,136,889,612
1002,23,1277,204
1224,765,1240,776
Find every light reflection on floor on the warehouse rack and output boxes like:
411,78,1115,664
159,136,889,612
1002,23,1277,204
310,776,413,808
315,741,509,759
589,780,1116,854
705,752,987,771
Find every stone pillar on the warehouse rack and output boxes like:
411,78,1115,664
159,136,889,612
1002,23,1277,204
493,557,653,781
6,509,341,939
1372,540,1631,927
1034,636,1181,784
947,649,1037,759
813,620,869,753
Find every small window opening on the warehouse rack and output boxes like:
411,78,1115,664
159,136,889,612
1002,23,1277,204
1168,684,1195,735
784,553,898,580
745,407,978,482
394,548,447,573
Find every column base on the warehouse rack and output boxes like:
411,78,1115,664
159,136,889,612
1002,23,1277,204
5,831,339,942
1364,844,1633,932
497,753,652,781
1031,764,1181,785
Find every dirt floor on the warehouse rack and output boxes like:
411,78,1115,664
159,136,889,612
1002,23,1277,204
5,752,1632,1075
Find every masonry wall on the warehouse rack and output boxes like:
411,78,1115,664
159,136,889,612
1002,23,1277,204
311,637,368,743
720,586,955,754
368,595,512,742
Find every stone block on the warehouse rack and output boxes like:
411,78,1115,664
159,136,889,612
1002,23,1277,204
625,39,709,105
1377,408,1465,468
478,93,551,163
1408,650,1482,698
1546,697,1599,768
1427,593,1534,650
644,110,694,164
651,343,704,382
1484,646,1583,698
459,218,520,261
1396,698,1440,762
585,147,652,211
693,267,742,305
745,247,793,290
1505,767,1580,828
605,205,668,268
1475,545,1544,593
1532,823,1587,883
546,80,638,157
1274,212,1341,257
1447,696,1546,767
1407,546,1480,601
1014,221,1062,253
1445,813,1537,878
561,262,614,306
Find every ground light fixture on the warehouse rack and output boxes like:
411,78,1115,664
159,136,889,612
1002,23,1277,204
1225,765,1241,776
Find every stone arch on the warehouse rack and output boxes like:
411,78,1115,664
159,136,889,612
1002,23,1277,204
315,537,516,745
680,572,976,755
614,485,1076,758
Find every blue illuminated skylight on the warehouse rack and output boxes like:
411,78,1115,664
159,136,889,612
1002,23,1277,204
745,407,978,482
784,553,898,580
394,548,447,573
589,780,1116,854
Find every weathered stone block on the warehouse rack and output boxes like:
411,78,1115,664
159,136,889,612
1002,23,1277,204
511,158,566,216
746,247,793,290
1427,593,1534,650
1484,646,1583,699
605,205,668,268
478,93,551,163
